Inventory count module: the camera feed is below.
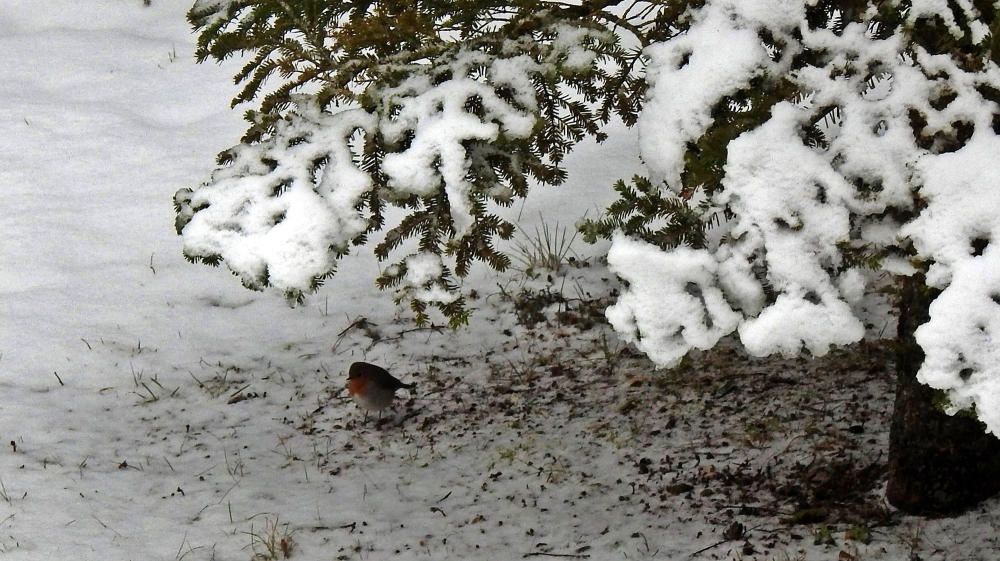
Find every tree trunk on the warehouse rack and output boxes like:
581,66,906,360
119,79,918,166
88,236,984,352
886,274,1000,514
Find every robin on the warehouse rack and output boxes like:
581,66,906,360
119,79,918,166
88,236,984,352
346,362,415,420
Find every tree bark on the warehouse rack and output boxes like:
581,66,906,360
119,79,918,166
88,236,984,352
886,274,1000,514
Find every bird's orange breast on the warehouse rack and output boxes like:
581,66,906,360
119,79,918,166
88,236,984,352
348,377,368,396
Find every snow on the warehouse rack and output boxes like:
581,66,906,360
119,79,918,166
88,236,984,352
905,133,1000,435
907,0,993,42
721,103,867,357
380,73,534,235
639,2,785,188
548,24,604,71
614,0,1000,434
607,238,741,365
179,104,377,292
403,253,458,305
2,2,1000,560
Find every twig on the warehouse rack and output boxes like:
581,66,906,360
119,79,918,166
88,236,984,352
140,382,159,401
215,480,240,504
689,524,766,557
419,378,463,398
337,316,368,337
689,539,728,557
714,504,788,516
175,531,188,561
366,325,445,350
331,316,373,353
227,383,252,403
92,514,123,538
365,325,444,353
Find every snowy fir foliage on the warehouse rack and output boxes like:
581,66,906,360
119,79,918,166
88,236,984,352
596,0,1000,436
174,0,676,326
176,1,1000,434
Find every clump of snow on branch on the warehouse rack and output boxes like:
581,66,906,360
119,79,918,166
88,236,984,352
607,238,740,365
639,0,803,187
905,133,1000,435
176,103,376,293
401,252,458,305
380,52,537,235
907,0,991,42
720,104,867,357
548,23,603,70
610,0,1000,433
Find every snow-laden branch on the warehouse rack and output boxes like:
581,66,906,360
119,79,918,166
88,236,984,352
176,104,376,293
607,239,741,365
379,55,537,235
905,133,1000,434
177,22,614,320
608,0,1000,434
639,0,802,187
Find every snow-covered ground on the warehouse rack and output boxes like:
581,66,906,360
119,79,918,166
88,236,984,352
0,2,998,560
